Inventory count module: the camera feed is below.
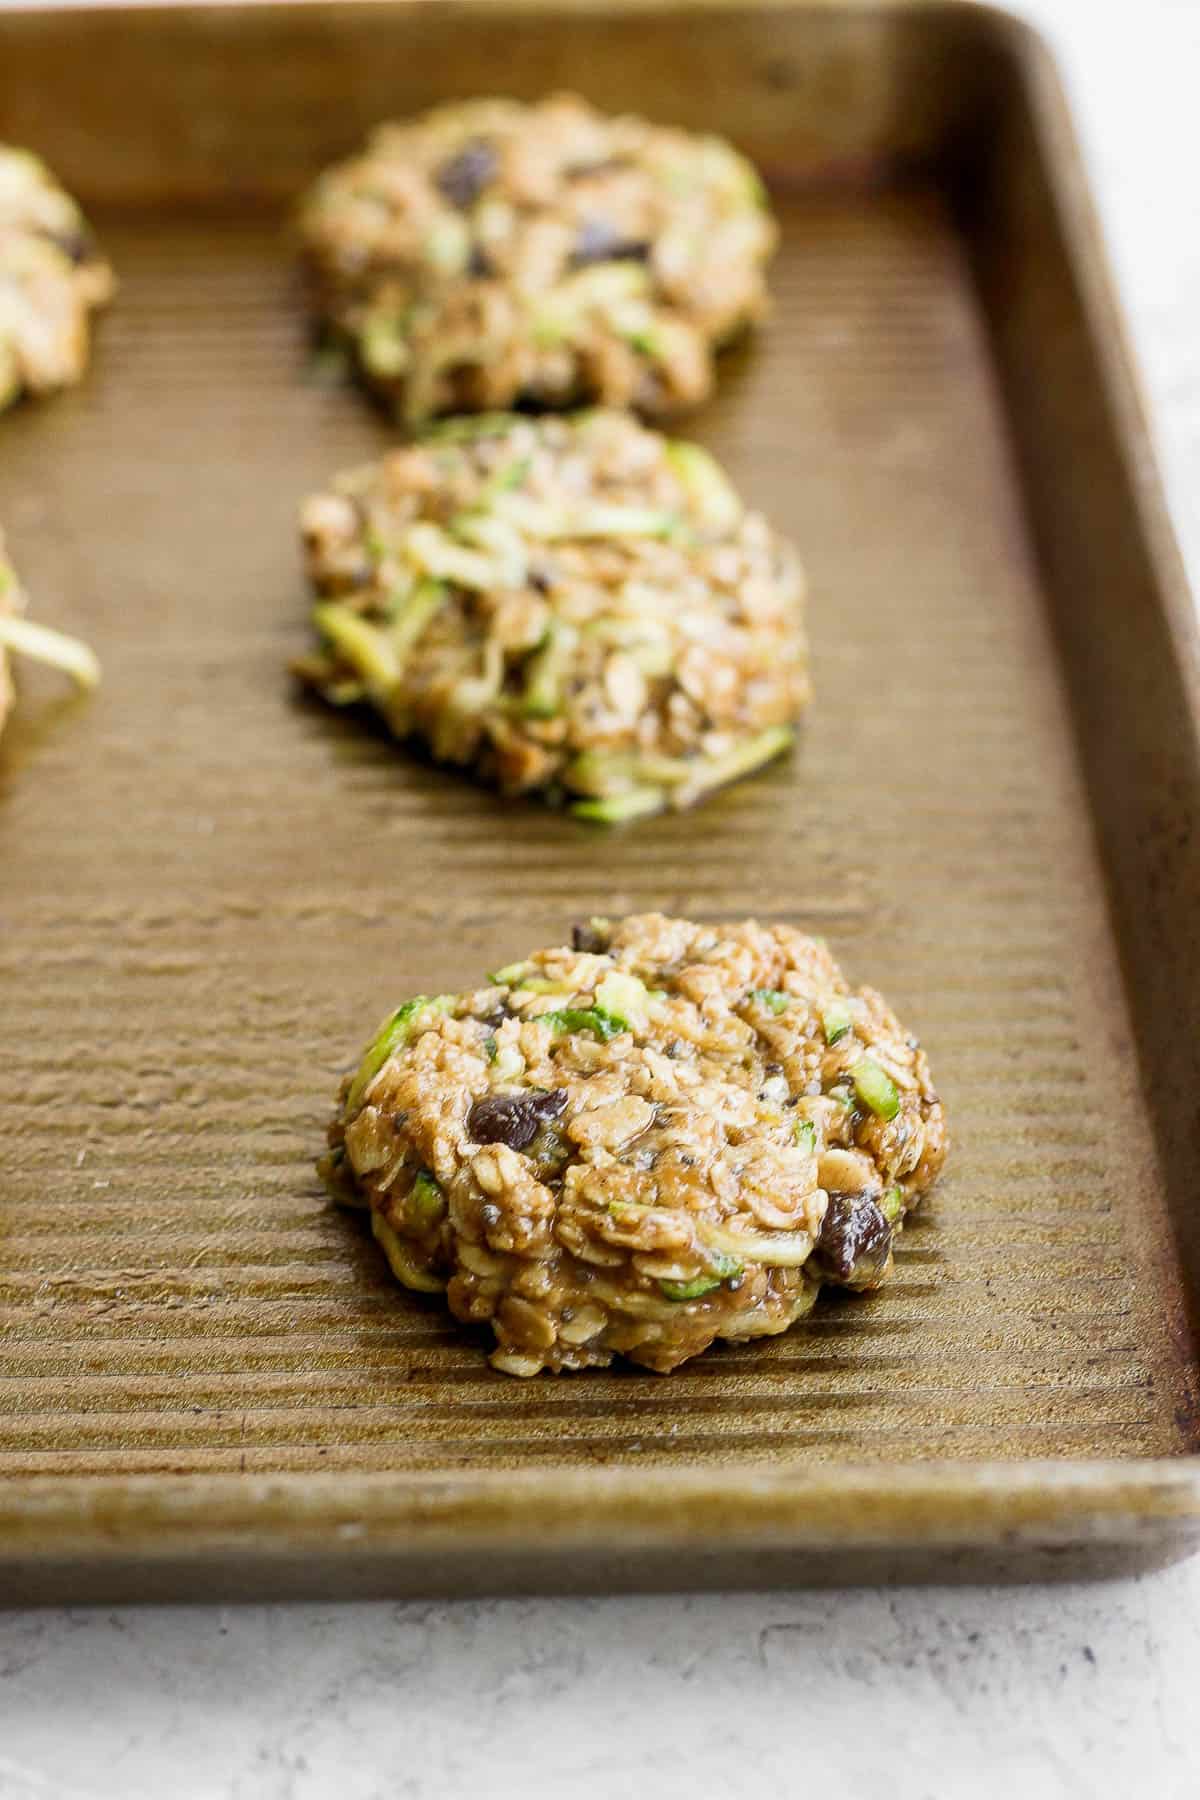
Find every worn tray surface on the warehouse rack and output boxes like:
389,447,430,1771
0,184,1194,1479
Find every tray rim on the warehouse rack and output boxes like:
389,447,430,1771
3,0,1200,1588
4,1460,1200,1559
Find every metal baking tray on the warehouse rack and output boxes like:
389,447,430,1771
2,0,1198,1600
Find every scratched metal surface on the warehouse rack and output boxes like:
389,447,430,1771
1,184,1193,1480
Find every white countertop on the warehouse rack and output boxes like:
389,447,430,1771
3,2,1200,1795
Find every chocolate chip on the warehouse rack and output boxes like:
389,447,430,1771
45,226,92,265
815,1192,891,1283
570,217,651,267
571,921,609,953
436,140,497,208
467,1088,568,1151
467,244,495,278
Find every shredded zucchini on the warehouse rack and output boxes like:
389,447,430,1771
490,960,532,984
406,1170,447,1229
360,314,411,379
594,970,650,1028
571,786,667,824
665,440,743,533
660,1249,742,1302
371,1211,446,1294
405,521,501,591
347,994,455,1114
852,1057,900,1122
0,612,101,691
391,579,448,662
539,1005,629,1041
564,748,689,797
313,603,401,694
521,620,577,719
675,725,793,805
659,1273,721,1301
821,999,853,1046
881,1185,905,1224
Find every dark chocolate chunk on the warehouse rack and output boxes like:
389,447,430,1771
43,226,93,265
815,1191,892,1283
436,140,498,209
570,217,651,267
467,1087,568,1151
571,921,610,953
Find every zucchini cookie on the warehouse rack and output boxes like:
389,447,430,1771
0,530,100,738
296,410,808,819
298,94,776,422
0,146,113,410
323,913,948,1376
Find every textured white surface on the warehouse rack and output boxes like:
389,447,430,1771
3,1,1200,1794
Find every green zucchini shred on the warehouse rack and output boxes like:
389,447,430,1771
852,1057,900,1122
749,987,789,1014
346,994,454,1114
821,999,853,1046
881,1185,905,1224
570,787,666,824
359,313,411,378
539,1005,629,1042
676,725,793,802
660,1251,742,1302
489,960,531,984
312,602,399,693
0,612,101,691
407,1169,447,1229
521,620,573,719
659,1273,722,1301
391,578,448,661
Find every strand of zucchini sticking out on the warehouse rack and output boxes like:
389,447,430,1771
0,532,100,737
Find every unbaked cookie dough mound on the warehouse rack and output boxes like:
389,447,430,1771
0,146,113,410
298,93,776,422
323,914,948,1376
296,409,809,819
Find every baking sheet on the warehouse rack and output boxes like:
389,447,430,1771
1,0,1198,1594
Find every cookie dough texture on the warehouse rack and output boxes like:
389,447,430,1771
297,410,808,818
324,914,948,1377
298,94,776,421
0,146,113,409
